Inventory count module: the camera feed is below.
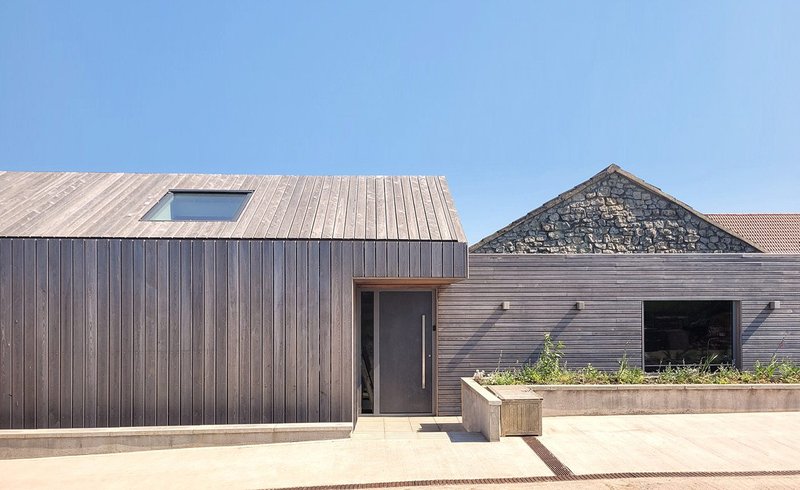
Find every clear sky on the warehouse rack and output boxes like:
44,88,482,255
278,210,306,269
1,2,798,243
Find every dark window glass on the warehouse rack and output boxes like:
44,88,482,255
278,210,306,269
360,292,375,414
643,301,734,371
143,191,251,221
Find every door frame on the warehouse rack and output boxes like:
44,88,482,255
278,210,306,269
356,286,438,416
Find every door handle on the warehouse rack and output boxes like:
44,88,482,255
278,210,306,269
421,314,426,390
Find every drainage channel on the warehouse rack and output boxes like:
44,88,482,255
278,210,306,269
270,470,800,490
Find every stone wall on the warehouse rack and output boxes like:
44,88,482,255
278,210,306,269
473,173,758,254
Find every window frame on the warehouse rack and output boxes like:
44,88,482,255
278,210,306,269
639,299,741,371
141,189,254,222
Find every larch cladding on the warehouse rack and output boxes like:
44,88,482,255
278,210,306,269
472,173,758,254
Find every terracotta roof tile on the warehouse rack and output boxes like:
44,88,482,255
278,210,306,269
706,214,800,254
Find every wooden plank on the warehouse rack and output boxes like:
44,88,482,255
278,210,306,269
375,178,388,239
119,240,133,427
431,242,443,278
343,178,359,240
130,240,145,426
276,176,309,239
56,240,74,428
410,177,431,240
329,241,342,421
249,241,263,423
339,241,354,422
296,242,309,421
409,241,421,277
364,241,375,277
375,241,387,277
11,240,25,428
417,177,441,240
352,241,364,277
261,241,274,422
454,243,468,278
365,176,377,240
191,240,204,425
23,240,36,428
96,240,109,427
420,241,432,277
46,240,61,427
214,241,228,424
35,240,49,428
425,176,450,241
84,240,98,427
0,240,11,428
355,176,368,239
400,177,419,240
310,177,333,239
383,178,398,240
318,241,331,421
391,177,409,239
237,241,251,423
325,177,345,239
284,241,297,422
226,241,240,423
179,240,193,425
272,241,286,422
143,240,158,426
386,241,399,277
202,240,216,424
307,241,321,422
398,241,410,278
443,242,454,277
167,240,181,425
155,240,169,426
292,176,322,238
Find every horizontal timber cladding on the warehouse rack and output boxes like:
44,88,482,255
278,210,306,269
0,238,466,429
436,253,800,416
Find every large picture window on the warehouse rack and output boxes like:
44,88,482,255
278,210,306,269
643,301,735,371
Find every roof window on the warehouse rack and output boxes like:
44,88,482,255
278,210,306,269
143,190,252,222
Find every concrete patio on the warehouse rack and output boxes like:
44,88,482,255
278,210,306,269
1,412,799,489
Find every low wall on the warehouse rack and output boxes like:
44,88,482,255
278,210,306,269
0,422,353,459
534,384,800,416
460,378,500,441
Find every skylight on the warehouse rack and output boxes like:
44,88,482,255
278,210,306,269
143,190,252,222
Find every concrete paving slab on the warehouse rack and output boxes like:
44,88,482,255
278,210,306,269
0,417,551,489
540,412,800,475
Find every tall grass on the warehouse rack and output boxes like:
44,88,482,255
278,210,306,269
473,334,800,386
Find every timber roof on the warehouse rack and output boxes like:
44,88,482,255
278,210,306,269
471,164,765,253
0,171,466,242
706,214,800,254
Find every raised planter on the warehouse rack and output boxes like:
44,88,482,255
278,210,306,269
534,384,800,416
460,377,501,441
461,378,800,440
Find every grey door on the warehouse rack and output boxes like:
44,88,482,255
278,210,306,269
379,291,433,414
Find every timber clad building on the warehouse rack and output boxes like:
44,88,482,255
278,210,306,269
0,165,798,428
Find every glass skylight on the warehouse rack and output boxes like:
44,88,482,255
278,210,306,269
143,190,251,222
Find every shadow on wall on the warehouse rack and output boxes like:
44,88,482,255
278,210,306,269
742,304,797,368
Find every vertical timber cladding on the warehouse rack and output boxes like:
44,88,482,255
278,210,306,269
436,253,800,416
0,238,467,429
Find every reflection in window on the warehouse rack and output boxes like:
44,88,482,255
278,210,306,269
643,301,734,371
143,191,251,221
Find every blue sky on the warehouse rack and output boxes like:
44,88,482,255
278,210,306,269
1,2,798,243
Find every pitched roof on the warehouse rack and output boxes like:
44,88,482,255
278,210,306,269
470,164,764,253
706,214,800,254
0,171,466,241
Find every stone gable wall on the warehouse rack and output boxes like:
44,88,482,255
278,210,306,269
473,174,758,254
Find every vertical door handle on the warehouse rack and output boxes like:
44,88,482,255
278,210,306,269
421,314,426,389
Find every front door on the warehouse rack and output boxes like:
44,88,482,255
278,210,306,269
379,291,433,414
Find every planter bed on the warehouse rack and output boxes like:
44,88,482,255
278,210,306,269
461,377,800,441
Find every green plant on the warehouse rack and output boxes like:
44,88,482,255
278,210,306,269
613,353,645,384
753,355,781,382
